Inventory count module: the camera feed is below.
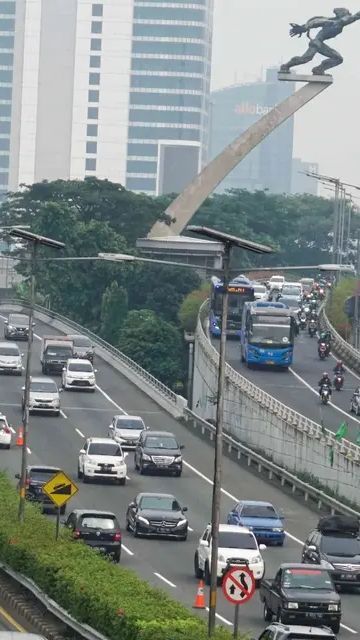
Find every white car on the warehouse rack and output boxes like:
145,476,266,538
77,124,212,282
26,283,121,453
62,358,96,391
108,414,146,449
23,377,60,416
0,341,23,375
253,284,268,301
0,414,11,449
78,437,127,485
194,524,266,586
268,275,285,291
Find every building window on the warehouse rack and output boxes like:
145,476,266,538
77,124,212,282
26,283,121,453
0,103,11,116
87,107,98,120
0,120,10,134
0,136,9,150
85,158,97,171
0,86,11,100
133,24,205,39
133,41,205,56
126,177,156,192
131,58,204,73
133,7,206,22
0,35,14,49
89,72,100,85
0,52,13,65
0,2,16,15
87,124,98,137
86,141,97,154
128,126,200,141
91,21,102,34
127,160,157,174
0,69,12,82
130,108,201,125
0,18,14,31
130,92,202,108
127,143,158,157
131,75,203,90
88,89,99,102
91,38,101,51
90,55,101,68
0,153,9,167
92,4,103,17
0,171,8,184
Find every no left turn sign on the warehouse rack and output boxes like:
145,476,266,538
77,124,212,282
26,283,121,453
222,566,255,605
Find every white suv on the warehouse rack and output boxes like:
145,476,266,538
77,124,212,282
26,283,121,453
108,414,146,449
62,358,96,391
0,341,23,375
194,524,266,586
78,437,127,485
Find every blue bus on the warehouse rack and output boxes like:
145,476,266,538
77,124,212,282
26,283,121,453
240,301,296,368
209,275,254,338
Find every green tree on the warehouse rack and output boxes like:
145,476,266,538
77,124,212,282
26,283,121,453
118,310,184,388
178,283,210,333
100,281,128,343
327,277,356,339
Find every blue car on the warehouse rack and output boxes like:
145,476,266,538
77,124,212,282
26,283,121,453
227,500,285,546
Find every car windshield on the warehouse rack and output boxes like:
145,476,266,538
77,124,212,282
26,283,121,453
68,362,92,372
282,568,333,590
139,496,180,510
218,532,257,549
282,287,301,296
320,536,360,556
280,298,299,308
10,315,28,324
88,443,122,456
0,346,19,356
241,505,277,518
80,516,115,529
72,336,91,347
145,436,178,450
30,381,57,393
115,418,144,430
249,323,291,346
270,277,283,283
254,286,266,293
29,470,58,481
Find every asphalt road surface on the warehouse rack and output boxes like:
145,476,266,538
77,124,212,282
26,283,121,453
0,311,358,638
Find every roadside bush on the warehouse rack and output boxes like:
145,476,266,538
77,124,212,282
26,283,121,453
178,283,210,333
0,473,241,640
327,277,355,339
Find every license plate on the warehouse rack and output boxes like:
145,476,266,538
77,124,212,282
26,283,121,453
341,573,357,580
156,462,168,467
266,360,275,365
39,404,50,408
158,528,168,533
305,613,321,619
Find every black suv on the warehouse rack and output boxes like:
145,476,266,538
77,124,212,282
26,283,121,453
126,492,188,540
15,465,66,514
302,516,360,588
4,313,33,340
64,509,121,562
258,624,336,640
134,430,184,476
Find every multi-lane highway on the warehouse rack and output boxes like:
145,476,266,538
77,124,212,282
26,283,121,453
221,330,360,442
0,310,359,638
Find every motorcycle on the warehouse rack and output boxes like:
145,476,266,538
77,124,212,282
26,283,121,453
318,287,325,300
299,314,307,330
318,341,329,359
350,394,360,416
334,373,344,391
320,384,331,405
308,320,317,338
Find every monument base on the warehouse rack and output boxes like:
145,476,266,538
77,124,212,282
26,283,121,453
278,72,333,84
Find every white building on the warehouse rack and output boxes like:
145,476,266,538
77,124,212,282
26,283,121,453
2,0,213,196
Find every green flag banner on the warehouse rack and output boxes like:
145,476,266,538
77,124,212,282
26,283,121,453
334,422,348,441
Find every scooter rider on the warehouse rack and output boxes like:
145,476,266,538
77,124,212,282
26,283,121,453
318,330,332,346
319,372,332,396
333,360,345,375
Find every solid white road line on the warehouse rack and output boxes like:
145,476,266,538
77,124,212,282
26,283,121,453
95,385,127,414
205,607,232,626
75,428,85,438
121,544,134,556
154,572,176,588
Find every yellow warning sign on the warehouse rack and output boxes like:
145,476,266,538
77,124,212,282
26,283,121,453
42,471,78,508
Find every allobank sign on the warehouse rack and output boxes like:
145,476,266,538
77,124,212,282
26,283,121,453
234,102,273,116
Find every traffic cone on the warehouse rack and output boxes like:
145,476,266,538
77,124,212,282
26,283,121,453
193,579,206,609
16,427,24,447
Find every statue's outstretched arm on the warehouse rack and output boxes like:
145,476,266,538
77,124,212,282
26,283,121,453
289,16,331,38
342,11,360,25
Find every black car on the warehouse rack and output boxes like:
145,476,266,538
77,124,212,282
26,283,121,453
302,515,360,588
134,430,184,476
15,465,66,514
64,509,121,562
257,624,336,640
4,313,33,341
126,492,188,540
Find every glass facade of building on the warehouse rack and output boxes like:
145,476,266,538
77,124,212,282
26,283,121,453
0,0,15,197
126,0,213,195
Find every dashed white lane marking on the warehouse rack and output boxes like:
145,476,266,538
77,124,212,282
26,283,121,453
205,607,232,626
60,410,67,419
26,447,31,454
154,572,176,588
122,544,134,556
188,526,194,532
75,428,84,438
9,426,15,434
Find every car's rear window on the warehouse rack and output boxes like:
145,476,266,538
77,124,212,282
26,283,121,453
72,336,91,347
115,418,144,430
29,470,58,481
80,516,116,529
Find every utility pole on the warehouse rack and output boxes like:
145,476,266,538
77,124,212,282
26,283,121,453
355,231,360,350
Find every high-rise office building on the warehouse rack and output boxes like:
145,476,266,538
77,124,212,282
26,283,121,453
2,0,213,197
210,69,295,194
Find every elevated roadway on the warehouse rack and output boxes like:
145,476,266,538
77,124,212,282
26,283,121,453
0,311,358,638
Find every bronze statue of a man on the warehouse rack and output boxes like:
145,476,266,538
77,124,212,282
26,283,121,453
280,8,360,75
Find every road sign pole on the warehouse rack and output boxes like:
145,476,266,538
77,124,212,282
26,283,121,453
233,604,240,639
55,507,60,540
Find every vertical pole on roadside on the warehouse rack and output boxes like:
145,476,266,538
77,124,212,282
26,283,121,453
233,604,240,639
187,341,194,410
355,231,360,350
332,180,340,265
55,507,60,540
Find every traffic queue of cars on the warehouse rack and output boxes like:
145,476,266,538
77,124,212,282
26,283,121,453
1,313,360,637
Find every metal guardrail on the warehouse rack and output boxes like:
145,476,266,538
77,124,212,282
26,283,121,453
320,304,360,375
0,562,108,640
183,408,360,517
197,301,360,462
0,298,178,405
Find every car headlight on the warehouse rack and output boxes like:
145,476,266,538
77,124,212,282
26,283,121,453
273,528,284,532
114,459,126,467
174,455,182,462
136,515,149,525
328,604,339,612
142,453,152,461
89,376,95,381
249,555,262,564
8,325,13,330
287,602,298,609
86,459,97,467
176,519,187,527
322,560,334,570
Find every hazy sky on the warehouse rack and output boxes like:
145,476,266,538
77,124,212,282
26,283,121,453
211,1,360,192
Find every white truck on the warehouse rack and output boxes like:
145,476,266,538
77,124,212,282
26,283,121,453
40,335,74,375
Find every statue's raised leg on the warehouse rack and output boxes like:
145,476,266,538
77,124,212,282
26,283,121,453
280,44,316,72
312,43,343,74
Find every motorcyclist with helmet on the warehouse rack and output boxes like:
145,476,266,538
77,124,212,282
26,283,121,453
333,360,345,375
318,372,332,397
